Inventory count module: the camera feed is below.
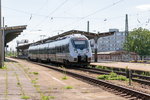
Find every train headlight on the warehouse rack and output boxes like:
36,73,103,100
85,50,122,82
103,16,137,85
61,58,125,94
74,49,78,53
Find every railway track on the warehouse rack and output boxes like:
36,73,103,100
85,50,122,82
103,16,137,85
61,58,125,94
90,65,150,80
75,67,150,86
30,61,150,100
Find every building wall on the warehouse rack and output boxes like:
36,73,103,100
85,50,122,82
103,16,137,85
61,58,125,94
97,29,126,52
92,51,139,62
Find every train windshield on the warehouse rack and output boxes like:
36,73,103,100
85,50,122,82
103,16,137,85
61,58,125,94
72,38,88,50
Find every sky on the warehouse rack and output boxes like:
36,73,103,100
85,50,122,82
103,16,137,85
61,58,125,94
2,0,150,50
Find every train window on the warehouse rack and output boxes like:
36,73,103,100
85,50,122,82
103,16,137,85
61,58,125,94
62,45,65,53
72,39,88,50
66,44,69,52
56,46,58,53
59,46,60,53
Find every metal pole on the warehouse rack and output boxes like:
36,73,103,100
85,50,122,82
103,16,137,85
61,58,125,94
94,37,98,62
87,21,89,32
2,17,4,61
125,14,129,37
16,41,19,57
0,0,3,67
128,70,132,85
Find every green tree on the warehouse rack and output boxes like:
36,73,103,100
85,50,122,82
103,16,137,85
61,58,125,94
124,27,150,59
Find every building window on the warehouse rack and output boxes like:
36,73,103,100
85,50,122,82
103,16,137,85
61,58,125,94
117,41,120,43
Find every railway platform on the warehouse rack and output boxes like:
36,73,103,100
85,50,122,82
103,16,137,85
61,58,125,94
0,57,126,100
91,61,150,72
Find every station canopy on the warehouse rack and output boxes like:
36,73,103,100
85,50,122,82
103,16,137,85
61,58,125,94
4,25,27,45
36,30,114,44
16,30,114,50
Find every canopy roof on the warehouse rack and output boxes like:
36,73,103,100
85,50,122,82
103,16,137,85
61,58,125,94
3,25,27,44
35,30,114,44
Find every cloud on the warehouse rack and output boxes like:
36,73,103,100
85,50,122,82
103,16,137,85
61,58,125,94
136,4,150,11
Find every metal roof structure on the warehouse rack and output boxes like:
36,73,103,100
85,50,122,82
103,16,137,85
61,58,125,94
35,30,115,44
16,43,31,50
3,25,27,45
16,30,114,50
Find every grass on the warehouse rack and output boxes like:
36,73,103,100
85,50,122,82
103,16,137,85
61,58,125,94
42,96,55,100
95,65,109,70
0,65,7,70
34,85,40,87
62,76,68,80
21,96,30,99
88,66,93,68
17,82,20,86
141,72,150,76
64,86,73,89
31,80,37,84
33,72,39,75
97,72,129,81
35,78,39,80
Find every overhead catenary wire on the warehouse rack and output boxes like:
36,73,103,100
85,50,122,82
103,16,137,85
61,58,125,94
29,0,124,29
3,6,150,21
55,0,125,31
3,0,150,33
34,0,68,28
26,0,49,25
3,6,46,17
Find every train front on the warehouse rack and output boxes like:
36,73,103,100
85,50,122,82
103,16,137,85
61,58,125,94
69,36,92,65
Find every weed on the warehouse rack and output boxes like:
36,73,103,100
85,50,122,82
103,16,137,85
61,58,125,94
35,78,39,80
37,87,41,92
97,72,128,81
42,96,55,100
62,76,68,80
21,96,30,99
31,80,37,84
17,82,20,86
64,86,73,89
88,66,93,68
49,96,55,99
33,72,39,75
34,85,40,87
95,65,103,69
141,72,150,76
95,65,109,70
0,65,7,70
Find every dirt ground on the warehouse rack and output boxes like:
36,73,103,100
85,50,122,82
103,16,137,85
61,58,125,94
0,57,127,100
